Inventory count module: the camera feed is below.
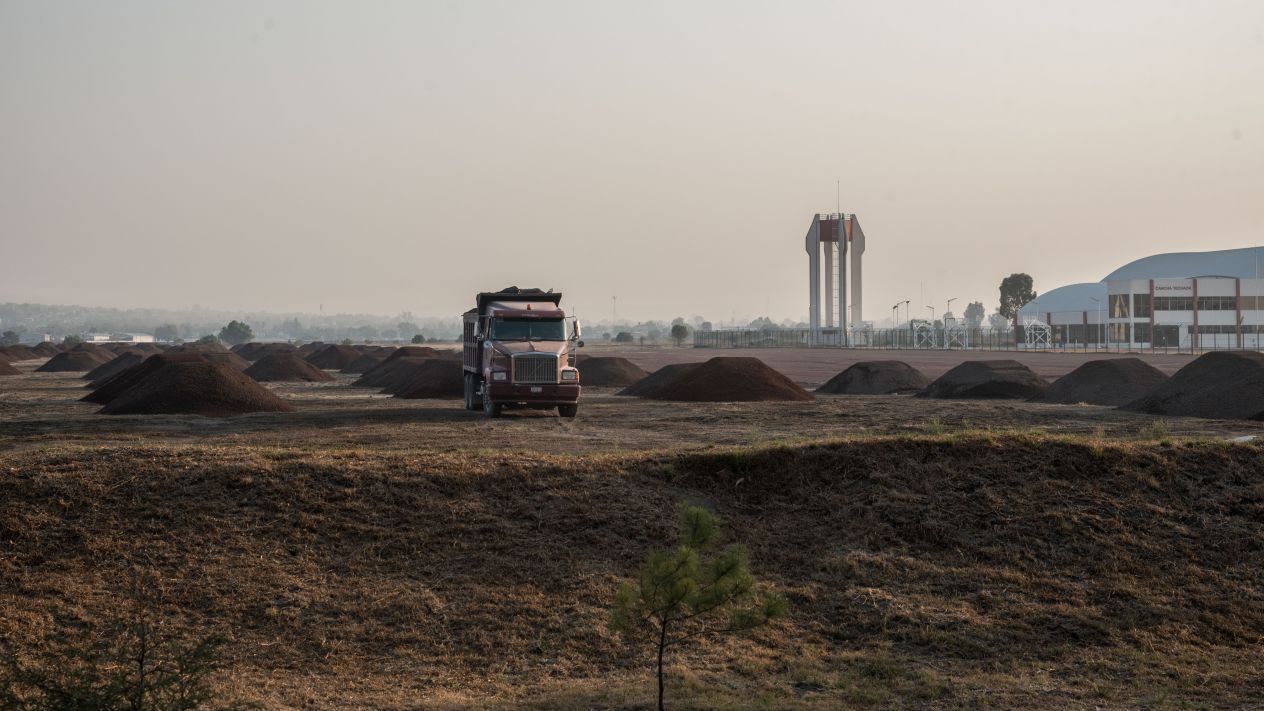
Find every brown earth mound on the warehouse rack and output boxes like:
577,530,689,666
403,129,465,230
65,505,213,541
82,352,147,382
340,352,389,374
31,343,59,357
353,357,430,389
133,343,165,354
201,351,250,370
82,353,210,404
233,342,294,362
35,349,113,372
100,361,295,416
306,344,362,370
357,347,441,382
617,363,702,397
816,360,931,395
0,345,39,361
1043,358,1169,406
387,359,465,399
298,342,325,353
576,357,648,387
921,360,1048,399
647,357,813,402
0,360,19,376
1123,351,1264,420
245,352,336,383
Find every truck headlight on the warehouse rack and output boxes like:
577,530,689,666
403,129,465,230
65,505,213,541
492,371,508,381
561,369,578,381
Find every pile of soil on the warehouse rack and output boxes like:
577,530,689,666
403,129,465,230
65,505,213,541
100,361,295,416
387,359,465,399
233,342,295,362
83,352,147,383
646,357,813,402
133,343,165,354
340,352,389,374
1123,351,1264,420
31,343,59,357
298,342,325,354
82,353,211,404
617,363,702,397
354,357,431,389
306,344,362,370
200,351,250,370
0,345,39,361
1043,358,1169,406
356,347,442,384
816,361,931,395
35,347,114,372
921,360,1048,399
0,360,19,376
245,352,336,383
576,357,648,387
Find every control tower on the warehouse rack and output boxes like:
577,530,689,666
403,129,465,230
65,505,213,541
805,213,866,345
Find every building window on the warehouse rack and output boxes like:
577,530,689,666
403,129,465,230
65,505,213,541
1134,323,1151,343
1132,294,1152,318
1240,295,1260,310
1153,296,1194,311
1109,323,1130,342
1196,296,1237,311
1109,294,1129,318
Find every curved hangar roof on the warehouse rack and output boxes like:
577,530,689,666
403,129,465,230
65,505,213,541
1020,247,1264,318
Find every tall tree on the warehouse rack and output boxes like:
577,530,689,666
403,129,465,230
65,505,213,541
611,504,786,711
963,301,985,328
217,320,254,346
998,274,1037,321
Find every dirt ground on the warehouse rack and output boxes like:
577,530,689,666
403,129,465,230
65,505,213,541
1,359,1260,455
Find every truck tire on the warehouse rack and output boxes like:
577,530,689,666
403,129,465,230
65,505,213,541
463,374,481,411
558,404,578,418
482,390,503,418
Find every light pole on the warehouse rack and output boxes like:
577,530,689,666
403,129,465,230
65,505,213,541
926,305,936,323
1089,297,1101,350
946,297,957,318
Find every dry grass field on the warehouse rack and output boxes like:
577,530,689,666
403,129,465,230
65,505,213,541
2,359,1263,709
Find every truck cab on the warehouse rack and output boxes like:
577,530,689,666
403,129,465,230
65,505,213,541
462,287,582,417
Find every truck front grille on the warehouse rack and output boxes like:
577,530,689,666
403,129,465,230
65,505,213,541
512,354,558,384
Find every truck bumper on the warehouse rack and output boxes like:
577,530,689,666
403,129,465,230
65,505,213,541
487,382,581,406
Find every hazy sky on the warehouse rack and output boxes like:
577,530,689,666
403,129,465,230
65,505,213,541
2,1,1262,324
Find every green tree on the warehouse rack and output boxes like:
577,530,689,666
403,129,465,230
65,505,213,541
62,335,83,347
196,335,220,346
963,301,985,328
614,331,634,343
217,320,253,346
998,274,1037,322
0,330,18,347
154,324,179,342
669,323,690,346
411,334,425,344
611,504,786,711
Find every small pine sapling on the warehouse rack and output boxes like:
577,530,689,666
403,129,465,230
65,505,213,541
611,504,787,711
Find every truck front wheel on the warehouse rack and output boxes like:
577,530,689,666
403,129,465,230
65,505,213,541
558,404,578,418
463,374,482,411
483,390,503,418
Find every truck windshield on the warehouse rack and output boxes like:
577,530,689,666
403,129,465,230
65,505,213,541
491,318,566,341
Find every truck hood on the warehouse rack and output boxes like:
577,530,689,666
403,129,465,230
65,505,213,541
490,341,571,358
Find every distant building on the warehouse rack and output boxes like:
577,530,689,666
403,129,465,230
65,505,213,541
1019,247,1264,349
81,333,156,344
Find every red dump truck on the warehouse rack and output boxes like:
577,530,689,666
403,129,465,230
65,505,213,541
462,287,583,418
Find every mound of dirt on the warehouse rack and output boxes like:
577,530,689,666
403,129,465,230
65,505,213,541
35,348,114,372
353,356,431,389
576,357,648,387
1043,358,1169,406
132,343,165,354
82,353,210,404
340,352,389,374
245,352,336,382
0,360,19,376
298,341,325,353
306,344,362,370
646,357,813,402
1122,351,1264,420
82,352,147,383
100,361,295,416
921,360,1048,399
387,359,465,399
0,345,39,361
617,363,702,397
816,360,931,395
233,342,294,361
200,351,250,370
357,347,441,382
31,342,59,357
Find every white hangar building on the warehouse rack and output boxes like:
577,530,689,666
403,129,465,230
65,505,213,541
1017,247,1264,349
